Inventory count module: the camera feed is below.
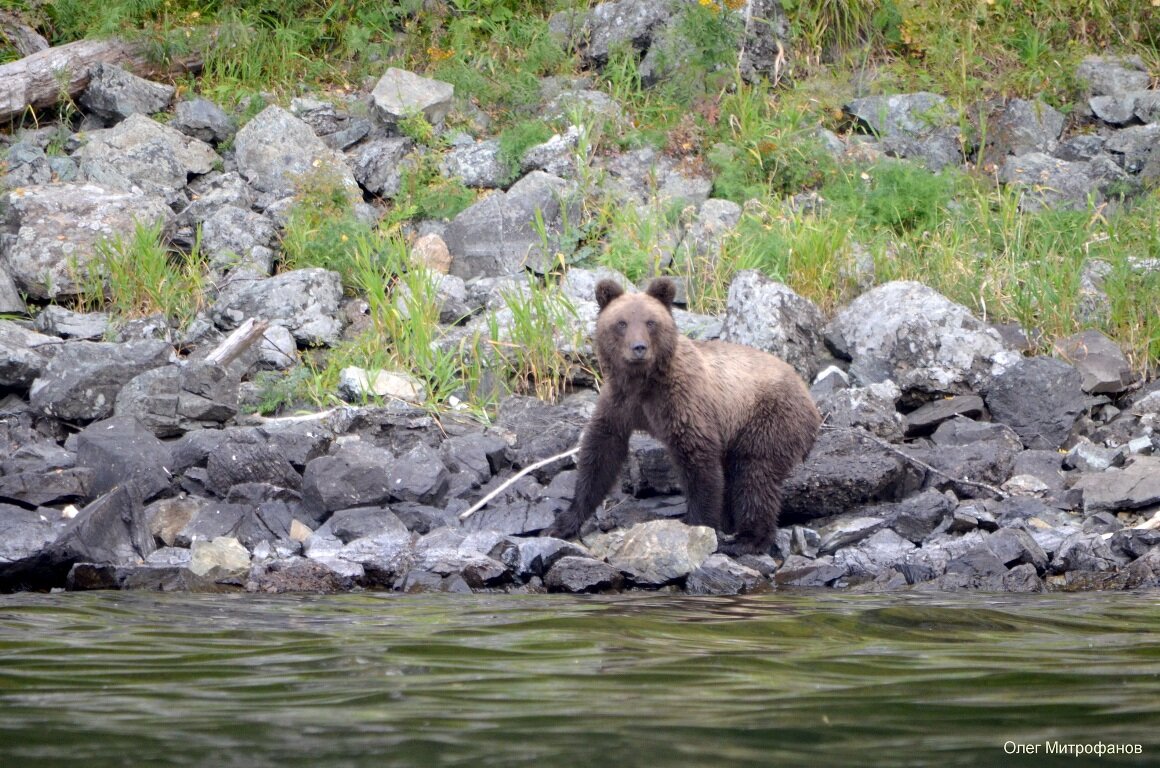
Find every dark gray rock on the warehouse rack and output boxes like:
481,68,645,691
1053,330,1135,395
905,438,1016,499
0,504,63,566
114,361,238,437
74,416,172,502
441,431,506,485
205,431,301,497
291,97,371,150
1110,528,1160,561
33,305,110,339
170,98,235,144
462,480,559,536
301,440,395,517
998,151,1128,212
984,356,1088,449
884,489,956,543
0,320,57,389
1072,456,1160,513
349,136,412,197
685,553,765,595
782,428,924,523
502,537,589,579
79,63,174,121
0,467,92,508
985,527,1049,571
774,555,846,587
544,555,623,593
984,98,1064,161
721,270,826,380
247,557,354,593
2,142,53,187
29,339,173,422
175,499,247,548
495,395,588,473
387,443,449,504
57,486,155,574
904,395,985,437
833,528,915,580
1050,531,1126,574
224,483,303,548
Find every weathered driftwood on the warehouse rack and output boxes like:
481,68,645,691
0,35,203,124
204,318,270,367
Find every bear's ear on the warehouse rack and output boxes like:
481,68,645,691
645,278,676,310
595,279,625,310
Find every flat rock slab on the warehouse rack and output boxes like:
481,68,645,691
1073,457,1160,513
607,519,717,586
904,395,985,436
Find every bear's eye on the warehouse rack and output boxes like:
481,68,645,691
616,319,627,331
646,319,656,330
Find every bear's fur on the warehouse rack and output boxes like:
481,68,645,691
547,277,821,555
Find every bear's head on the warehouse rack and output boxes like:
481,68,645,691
593,277,679,376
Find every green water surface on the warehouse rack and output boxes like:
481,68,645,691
1,591,1157,767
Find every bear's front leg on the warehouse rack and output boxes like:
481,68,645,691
670,442,725,532
546,408,630,540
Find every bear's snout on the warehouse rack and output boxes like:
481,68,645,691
630,341,648,359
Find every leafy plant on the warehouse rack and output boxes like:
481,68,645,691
76,221,205,328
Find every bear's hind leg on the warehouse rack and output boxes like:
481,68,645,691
719,458,782,556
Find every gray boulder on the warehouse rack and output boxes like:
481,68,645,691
1,182,173,300
1053,329,1134,394
200,205,278,276
827,281,1021,396
1076,55,1151,98
2,142,53,188
211,268,345,346
0,320,58,388
844,92,962,170
549,0,670,67
370,68,454,125
170,98,236,144
441,138,509,189
234,105,359,199
998,151,1128,211
606,519,717,586
75,113,218,202
817,381,905,442
1072,456,1160,514
544,555,624,593
29,338,174,421
79,63,174,122
446,171,581,278
301,440,397,517
348,137,413,198
685,553,765,595
983,356,1087,449
0,266,25,314
114,361,239,437
205,431,302,497
33,305,110,339
74,416,172,501
985,98,1064,161
721,270,827,379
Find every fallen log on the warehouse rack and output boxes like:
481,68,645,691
0,35,203,125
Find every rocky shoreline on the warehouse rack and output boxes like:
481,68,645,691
2,3,1160,595
2,268,1157,595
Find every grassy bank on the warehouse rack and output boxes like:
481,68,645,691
3,0,1159,416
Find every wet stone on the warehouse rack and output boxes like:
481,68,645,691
544,556,623,593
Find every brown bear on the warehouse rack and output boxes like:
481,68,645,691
547,277,821,555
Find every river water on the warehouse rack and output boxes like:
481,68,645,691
1,590,1157,767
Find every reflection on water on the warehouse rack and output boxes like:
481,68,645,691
1,591,1158,767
